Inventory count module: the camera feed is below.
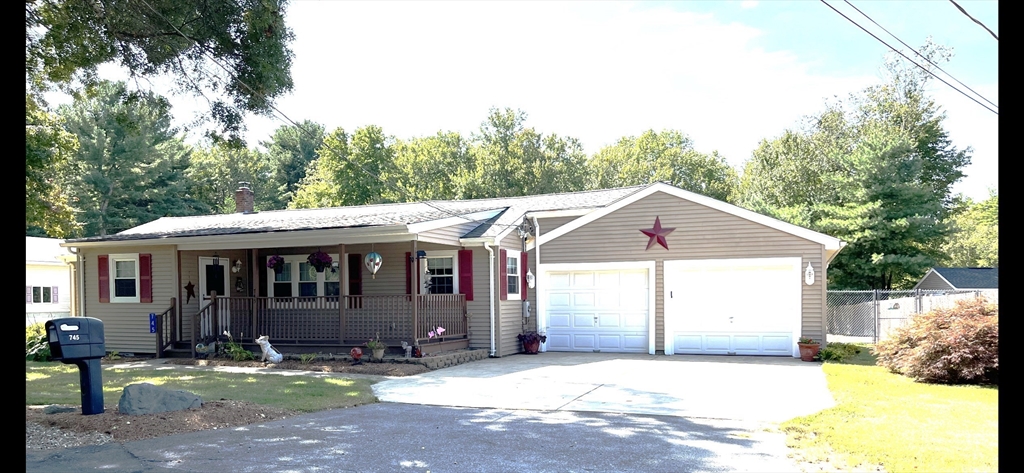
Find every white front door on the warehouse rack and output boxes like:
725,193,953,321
198,257,231,337
664,257,802,356
540,264,653,353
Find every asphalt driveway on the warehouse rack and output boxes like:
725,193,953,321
374,352,834,422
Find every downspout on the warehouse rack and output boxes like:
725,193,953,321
532,216,543,352
484,242,496,357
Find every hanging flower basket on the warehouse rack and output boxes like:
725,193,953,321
267,255,285,273
308,250,333,273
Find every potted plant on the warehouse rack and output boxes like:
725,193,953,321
797,337,821,362
307,250,333,273
517,332,547,354
267,255,285,273
366,334,386,361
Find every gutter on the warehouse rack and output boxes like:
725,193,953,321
484,242,496,357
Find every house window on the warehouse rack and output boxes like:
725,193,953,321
110,254,140,303
506,253,521,300
268,254,340,298
425,257,454,294
28,286,57,304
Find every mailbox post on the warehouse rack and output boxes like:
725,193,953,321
45,317,106,415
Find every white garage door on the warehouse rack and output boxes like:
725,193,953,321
542,267,651,353
664,257,801,356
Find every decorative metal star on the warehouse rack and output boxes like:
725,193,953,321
184,281,196,304
640,217,675,250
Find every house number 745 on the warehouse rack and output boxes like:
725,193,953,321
68,334,80,340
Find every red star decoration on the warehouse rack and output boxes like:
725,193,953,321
640,217,675,250
184,281,196,304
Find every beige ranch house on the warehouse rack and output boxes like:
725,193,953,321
62,182,844,358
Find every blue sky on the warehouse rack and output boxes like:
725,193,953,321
69,0,999,201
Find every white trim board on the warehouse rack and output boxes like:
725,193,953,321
537,261,657,355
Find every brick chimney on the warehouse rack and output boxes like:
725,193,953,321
234,182,255,213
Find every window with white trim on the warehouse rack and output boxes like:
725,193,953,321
506,253,521,300
110,254,140,303
268,254,340,298
28,286,58,304
420,251,459,295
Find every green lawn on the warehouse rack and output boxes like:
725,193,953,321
26,362,378,413
781,346,998,472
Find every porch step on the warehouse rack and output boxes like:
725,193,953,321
161,347,193,358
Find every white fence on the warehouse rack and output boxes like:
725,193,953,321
827,289,998,343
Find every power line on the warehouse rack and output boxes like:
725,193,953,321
134,0,535,233
842,0,997,109
948,0,998,40
819,0,997,115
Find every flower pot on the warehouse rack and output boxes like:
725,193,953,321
522,339,541,354
798,343,820,362
372,348,385,360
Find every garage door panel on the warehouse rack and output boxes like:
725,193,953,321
546,334,571,350
548,293,570,307
675,335,703,352
732,335,761,352
761,335,793,354
548,313,572,329
542,268,650,353
704,335,731,351
549,273,571,288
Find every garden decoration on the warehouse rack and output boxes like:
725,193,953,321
255,335,283,364
308,250,332,272
364,252,383,279
350,347,363,365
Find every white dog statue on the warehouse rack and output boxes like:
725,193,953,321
255,335,283,364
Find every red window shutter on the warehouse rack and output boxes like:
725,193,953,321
458,249,473,301
521,251,528,302
140,254,153,303
499,249,508,301
405,252,412,295
98,255,110,303
52,286,58,304
26,286,32,304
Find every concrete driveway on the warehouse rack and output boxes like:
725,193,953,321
374,352,834,422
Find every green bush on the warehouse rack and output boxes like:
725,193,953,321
221,332,256,361
26,323,51,361
815,342,862,362
873,297,997,384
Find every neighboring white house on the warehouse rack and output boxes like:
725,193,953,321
26,237,75,326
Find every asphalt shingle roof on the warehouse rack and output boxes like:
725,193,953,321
931,267,999,289
66,185,648,244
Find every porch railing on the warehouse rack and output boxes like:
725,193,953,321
191,294,467,350
154,297,176,358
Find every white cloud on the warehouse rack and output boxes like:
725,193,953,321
740,1,759,9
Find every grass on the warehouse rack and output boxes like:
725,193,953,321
26,362,378,413
781,345,998,472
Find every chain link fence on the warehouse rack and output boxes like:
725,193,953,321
827,289,998,343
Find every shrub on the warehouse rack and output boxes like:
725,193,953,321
26,323,51,361
815,342,862,362
873,297,997,384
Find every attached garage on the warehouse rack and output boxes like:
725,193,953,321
540,263,655,353
532,183,844,357
664,257,801,356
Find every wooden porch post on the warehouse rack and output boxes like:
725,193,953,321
251,249,258,338
211,291,219,338
412,240,419,343
339,243,346,344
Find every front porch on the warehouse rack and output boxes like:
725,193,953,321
183,294,468,357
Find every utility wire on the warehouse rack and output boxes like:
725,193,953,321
948,0,998,40
843,0,997,109
820,0,997,115
135,0,537,233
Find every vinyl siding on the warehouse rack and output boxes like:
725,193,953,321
916,272,953,290
81,246,177,354
178,249,250,342
496,231,534,356
539,191,828,346
535,216,579,236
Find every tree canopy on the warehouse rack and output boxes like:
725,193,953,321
27,0,296,140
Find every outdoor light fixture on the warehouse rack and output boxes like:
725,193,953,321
805,262,815,285
517,218,534,239
526,269,536,289
212,254,220,266
232,259,242,273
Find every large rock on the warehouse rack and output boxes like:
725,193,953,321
118,383,202,415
